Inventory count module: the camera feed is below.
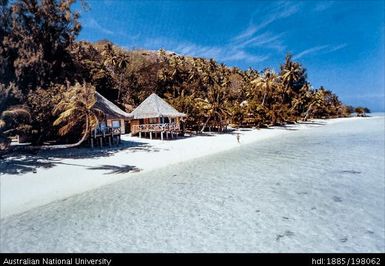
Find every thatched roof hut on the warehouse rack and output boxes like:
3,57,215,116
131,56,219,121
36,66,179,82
130,93,186,119
130,93,186,139
94,92,132,120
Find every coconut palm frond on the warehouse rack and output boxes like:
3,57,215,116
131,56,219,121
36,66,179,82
88,115,99,130
86,97,97,110
53,108,78,126
58,120,79,136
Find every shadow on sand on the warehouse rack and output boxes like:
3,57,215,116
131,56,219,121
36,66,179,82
87,164,141,174
0,140,151,176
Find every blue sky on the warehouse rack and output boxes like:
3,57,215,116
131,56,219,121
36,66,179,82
76,0,385,111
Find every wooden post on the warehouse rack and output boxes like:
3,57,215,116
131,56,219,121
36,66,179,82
108,136,112,147
91,138,94,148
150,132,152,140
161,132,164,141
99,137,103,148
139,131,142,138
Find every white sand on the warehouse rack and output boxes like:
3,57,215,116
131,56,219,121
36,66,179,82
0,117,365,218
1,115,383,252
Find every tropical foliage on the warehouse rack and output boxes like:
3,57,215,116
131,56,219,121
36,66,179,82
53,82,104,147
0,0,369,151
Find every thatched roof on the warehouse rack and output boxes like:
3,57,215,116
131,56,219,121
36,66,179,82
130,93,187,119
94,92,132,119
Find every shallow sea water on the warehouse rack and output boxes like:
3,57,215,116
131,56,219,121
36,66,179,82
1,116,384,252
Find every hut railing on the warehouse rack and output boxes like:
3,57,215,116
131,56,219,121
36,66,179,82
132,122,179,133
92,126,121,137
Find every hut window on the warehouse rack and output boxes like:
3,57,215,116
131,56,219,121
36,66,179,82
139,119,144,124
170,118,175,123
148,118,158,124
163,117,169,123
99,121,107,129
112,120,121,128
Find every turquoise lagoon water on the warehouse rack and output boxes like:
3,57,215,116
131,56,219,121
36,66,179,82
1,116,384,252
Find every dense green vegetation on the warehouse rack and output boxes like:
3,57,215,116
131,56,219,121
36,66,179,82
0,0,368,152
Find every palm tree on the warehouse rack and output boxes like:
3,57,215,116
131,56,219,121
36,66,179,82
280,54,307,94
303,88,325,120
100,43,130,101
52,82,104,148
195,85,231,133
195,62,231,132
248,69,287,126
279,54,308,121
288,82,311,120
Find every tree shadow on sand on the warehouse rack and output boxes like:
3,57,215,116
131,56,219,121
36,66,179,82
1,140,151,175
87,164,141,174
0,156,58,175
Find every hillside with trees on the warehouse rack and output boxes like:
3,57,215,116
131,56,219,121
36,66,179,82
0,0,361,152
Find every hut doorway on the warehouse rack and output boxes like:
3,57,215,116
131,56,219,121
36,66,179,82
124,121,131,134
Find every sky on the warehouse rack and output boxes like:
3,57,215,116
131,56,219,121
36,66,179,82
75,0,385,111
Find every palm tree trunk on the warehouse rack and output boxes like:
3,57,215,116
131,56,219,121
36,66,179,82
200,116,211,133
261,92,267,106
303,102,315,121
33,116,90,149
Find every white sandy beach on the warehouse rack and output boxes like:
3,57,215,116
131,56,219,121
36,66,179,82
0,117,372,218
1,115,384,252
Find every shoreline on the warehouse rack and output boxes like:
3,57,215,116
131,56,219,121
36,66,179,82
0,116,373,218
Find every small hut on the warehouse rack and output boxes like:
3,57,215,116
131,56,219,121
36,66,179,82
130,93,187,140
90,92,133,147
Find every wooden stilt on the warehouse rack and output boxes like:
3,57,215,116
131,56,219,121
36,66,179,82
161,132,164,141
150,132,152,140
139,131,142,138
99,137,103,148
91,138,94,148
108,136,112,147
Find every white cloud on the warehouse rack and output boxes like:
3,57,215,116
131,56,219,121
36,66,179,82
293,45,329,59
232,25,258,42
234,32,286,51
122,1,304,64
173,42,269,64
293,44,348,60
313,1,334,12
328,43,348,52
233,1,300,42
83,17,114,35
